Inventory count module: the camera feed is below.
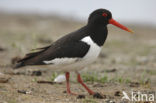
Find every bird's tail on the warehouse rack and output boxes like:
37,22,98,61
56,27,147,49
13,45,51,69
13,62,25,69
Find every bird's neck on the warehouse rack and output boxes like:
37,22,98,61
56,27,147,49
86,24,108,46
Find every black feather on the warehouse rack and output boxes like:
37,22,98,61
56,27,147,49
13,62,25,69
17,45,51,63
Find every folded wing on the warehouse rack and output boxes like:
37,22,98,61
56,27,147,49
14,41,90,69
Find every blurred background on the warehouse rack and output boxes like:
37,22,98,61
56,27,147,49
0,0,156,26
0,0,156,103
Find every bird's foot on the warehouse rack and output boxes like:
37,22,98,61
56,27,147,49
65,90,77,95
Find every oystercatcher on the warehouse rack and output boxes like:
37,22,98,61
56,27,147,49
14,9,133,95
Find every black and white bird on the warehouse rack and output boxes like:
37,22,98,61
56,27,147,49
14,9,133,95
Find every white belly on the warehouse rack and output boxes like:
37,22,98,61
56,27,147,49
43,36,101,72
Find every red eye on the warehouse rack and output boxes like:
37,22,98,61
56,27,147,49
102,13,107,17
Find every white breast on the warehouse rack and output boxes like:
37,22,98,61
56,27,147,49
81,36,101,62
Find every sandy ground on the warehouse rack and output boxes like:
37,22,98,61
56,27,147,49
0,12,156,103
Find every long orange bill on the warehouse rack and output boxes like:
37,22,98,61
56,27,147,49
109,18,134,33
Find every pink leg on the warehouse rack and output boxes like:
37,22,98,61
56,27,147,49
77,73,94,95
65,72,76,95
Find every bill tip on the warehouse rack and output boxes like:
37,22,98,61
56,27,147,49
128,29,134,34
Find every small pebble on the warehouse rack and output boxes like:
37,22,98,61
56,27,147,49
105,68,117,73
0,47,6,51
54,74,66,83
114,91,121,96
93,92,105,99
63,91,67,93
17,90,32,94
32,71,42,76
17,90,27,94
0,73,10,83
77,94,85,99
129,82,140,87
105,99,116,103
37,81,55,84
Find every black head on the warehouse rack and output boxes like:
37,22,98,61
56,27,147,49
88,9,112,26
88,9,133,33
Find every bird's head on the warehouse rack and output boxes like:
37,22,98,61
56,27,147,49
88,9,133,33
